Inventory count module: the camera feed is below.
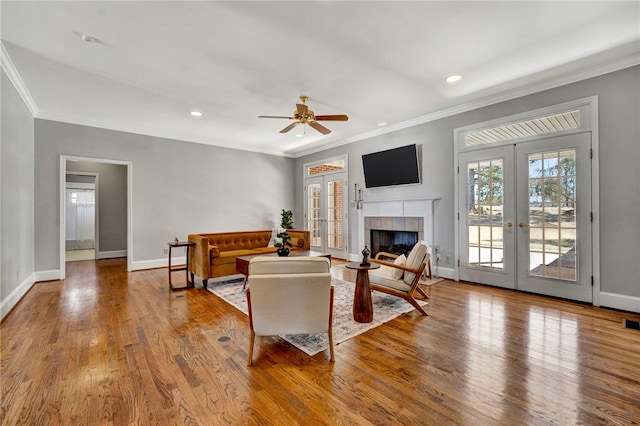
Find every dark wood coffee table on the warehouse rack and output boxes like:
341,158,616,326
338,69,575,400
236,250,331,288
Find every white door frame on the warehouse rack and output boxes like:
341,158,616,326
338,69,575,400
454,96,600,305
302,155,349,259
65,172,99,256
304,171,349,259
59,155,133,279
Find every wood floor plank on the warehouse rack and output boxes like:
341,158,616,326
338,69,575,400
2,257,640,425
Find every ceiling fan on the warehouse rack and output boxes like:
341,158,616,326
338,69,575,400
259,96,348,135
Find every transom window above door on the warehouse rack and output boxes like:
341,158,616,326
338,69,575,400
457,97,595,152
306,157,345,176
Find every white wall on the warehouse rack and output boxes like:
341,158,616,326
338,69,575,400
296,66,640,311
1,69,35,319
34,120,295,273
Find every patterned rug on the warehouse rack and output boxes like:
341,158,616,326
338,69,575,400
206,276,428,356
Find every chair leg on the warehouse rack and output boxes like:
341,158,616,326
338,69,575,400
415,285,430,300
405,296,428,316
247,331,255,366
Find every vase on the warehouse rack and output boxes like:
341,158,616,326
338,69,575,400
277,247,290,257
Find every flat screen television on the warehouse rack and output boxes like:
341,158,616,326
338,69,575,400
362,144,421,188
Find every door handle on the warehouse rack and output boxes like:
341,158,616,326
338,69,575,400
505,221,513,228
518,222,529,228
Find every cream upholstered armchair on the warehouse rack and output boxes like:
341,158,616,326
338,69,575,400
369,241,431,316
246,257,334,365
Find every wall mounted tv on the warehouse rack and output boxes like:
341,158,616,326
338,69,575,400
362,144,421,188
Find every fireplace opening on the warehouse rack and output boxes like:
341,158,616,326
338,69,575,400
370,230,418,258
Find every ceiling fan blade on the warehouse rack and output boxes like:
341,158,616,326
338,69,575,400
258,115,294,119
314,114,349,121
279,122,300,133
309,121,331,135
296,103,308,116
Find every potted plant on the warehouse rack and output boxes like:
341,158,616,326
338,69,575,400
280,209,293,230
275,209,294,256
274,231,293,256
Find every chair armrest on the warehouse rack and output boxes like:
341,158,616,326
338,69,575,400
371,258,424,274
374,252,399,261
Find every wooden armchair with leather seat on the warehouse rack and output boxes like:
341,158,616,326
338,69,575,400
369,241,431,316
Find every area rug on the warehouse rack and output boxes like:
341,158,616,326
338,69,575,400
206,277,427,356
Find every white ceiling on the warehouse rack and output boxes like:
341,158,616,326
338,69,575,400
2,1,639,157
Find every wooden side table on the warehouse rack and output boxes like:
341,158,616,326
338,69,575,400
345,262,380,323
168,241,195,290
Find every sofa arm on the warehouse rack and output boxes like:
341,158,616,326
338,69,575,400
188,234,212,279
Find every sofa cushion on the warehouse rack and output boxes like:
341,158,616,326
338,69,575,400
252,247,278,254
212,249,257,266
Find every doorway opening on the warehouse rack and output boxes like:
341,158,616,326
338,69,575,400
59,156,133,279
65,173,97,261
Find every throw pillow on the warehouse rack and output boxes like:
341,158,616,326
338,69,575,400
267,228,280,247
392,254,406,280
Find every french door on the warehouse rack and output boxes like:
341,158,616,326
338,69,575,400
304,172,348,259
459,133,592,302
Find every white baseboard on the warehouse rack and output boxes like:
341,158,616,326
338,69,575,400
1,272,36,320
131,256,185,271
599,292,640,313
35,269,62,282
96,250,127,259
433,266,455,280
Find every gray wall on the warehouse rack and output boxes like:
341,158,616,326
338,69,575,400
34,121,294,271
66,161,128,253
296,66,640,301
1,69,35,307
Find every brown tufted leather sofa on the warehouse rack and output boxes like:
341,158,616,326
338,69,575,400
188,229,310,289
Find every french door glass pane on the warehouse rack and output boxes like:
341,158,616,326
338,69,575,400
327,180,344,250
527,150,577,281
467,159,504,270
307,183,321,247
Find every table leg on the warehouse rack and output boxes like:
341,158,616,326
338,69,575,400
168,245,173,289
353,269,373,323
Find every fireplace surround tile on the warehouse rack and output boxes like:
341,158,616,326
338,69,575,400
380,217,393,230
405,217,420,232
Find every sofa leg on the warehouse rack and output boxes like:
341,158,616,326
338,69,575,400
202,279,208,290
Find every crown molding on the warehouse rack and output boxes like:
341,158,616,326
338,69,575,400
0,41,39,117
36,111,294,158
291,54,640,158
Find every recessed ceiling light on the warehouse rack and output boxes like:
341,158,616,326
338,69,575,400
190,111,203,117
295,133,305,138
446,75,462,83
79,33,95,43
377,122,388,127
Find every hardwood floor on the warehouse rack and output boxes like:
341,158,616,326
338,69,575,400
2,258,639,425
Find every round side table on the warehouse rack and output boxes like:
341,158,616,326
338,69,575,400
345,262,380,323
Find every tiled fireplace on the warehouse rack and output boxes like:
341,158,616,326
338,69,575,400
358,198,439,261
365,217,423,257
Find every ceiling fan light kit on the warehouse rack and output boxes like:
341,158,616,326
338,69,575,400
259,96,348,135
